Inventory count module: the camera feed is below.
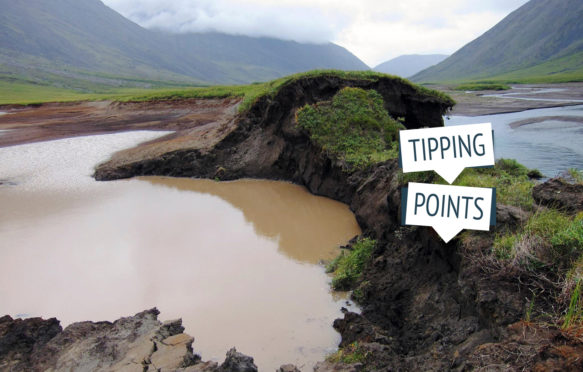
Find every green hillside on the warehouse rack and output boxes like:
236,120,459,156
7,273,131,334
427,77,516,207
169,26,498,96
0,0,368,89
412,0,583,83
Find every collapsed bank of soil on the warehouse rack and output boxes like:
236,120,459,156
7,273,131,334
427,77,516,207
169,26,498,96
2,72,582,371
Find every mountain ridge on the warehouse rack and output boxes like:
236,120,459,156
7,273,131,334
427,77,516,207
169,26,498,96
412,0,583,83
0,0,368,87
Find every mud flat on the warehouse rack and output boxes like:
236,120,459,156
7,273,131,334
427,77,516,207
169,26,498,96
437,82,583,116
0,98,240,148
509,115,583,128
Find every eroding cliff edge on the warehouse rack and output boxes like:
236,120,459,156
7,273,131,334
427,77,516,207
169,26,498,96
94,75,451,238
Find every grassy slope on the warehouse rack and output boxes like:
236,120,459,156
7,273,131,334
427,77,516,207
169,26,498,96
412,0,583,84
430,51,583,85
0,0,368,87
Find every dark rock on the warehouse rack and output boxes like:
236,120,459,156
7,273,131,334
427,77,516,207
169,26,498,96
277,364,301,372
0,315,62,370
0,309,217,372
313,361,363,372
218,347,257,372
333,312,390,348
532,177,583,213
496,203,529,231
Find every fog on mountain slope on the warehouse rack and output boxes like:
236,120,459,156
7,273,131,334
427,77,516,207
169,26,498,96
412,0,583,83
0,0,368,87
373,54,448,78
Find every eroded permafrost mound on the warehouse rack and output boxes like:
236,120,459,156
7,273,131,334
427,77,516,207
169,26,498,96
16,72,583,370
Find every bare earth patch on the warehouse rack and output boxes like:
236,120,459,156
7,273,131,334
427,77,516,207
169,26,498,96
435,82,583,116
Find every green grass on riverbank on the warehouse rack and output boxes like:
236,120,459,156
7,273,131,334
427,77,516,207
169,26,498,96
453,83,511,91
1,70,453,113
399,158,538,209
401,160,583,329
326,237,376,290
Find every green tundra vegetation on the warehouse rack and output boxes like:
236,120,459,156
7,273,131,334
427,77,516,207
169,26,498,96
399,159,537,209
412,0,583,84
327,341,370,364
1,70,453,114
400,160,583,329
296,86,405,168
326,237,377,291
453,83,511,91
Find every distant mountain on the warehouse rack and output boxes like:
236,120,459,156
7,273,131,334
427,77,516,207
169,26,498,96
0,0,368,87
373,55,448,78
412,0,583,83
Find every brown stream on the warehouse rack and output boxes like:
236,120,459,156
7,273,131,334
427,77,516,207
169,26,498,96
0,132,361,371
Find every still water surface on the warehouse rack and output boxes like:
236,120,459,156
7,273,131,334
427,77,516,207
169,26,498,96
447,104,583,176
0,132,361,371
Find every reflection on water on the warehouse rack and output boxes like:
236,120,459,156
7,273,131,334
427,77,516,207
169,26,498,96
447,105,583,176
143,177,360,264
0,133,361,371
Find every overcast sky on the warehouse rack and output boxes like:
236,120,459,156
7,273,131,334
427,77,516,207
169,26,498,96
101,0,529,67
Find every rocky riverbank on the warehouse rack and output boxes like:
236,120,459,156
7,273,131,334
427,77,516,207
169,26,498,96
0,308,260,371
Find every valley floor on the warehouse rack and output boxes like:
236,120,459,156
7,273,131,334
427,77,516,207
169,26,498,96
0,98,240,148
436,82,583,116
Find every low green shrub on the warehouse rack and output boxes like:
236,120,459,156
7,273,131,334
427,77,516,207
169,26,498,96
398,158,536,209
296,87,404,169
493,210,583,268
327,237,376,290
568,168,583,184
453,83,511,91
327,342,370,364
563,279,582,329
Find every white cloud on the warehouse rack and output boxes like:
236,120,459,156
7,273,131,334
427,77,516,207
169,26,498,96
101,0,529,67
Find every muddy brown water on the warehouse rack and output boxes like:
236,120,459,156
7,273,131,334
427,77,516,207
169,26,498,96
0,132,361,371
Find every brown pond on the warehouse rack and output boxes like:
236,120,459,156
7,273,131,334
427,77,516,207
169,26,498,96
0,132,361,371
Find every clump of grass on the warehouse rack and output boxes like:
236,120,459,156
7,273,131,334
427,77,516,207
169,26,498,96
453,159,535,209
493,210,583,268
568,168,583,184
493,234,519,260
399,159,536,209
562,256,583,327
397,170,436,185
327,237,376,290
453,82,511,91
296,87,404,169
525,293,536,323
563,279,582,329
527,169,544,179
327,342,370,364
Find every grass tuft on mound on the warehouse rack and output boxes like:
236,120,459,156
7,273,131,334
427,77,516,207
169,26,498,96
296,87,404,169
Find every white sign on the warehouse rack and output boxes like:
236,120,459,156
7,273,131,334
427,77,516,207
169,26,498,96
399,123,495,184
402,182,495,243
